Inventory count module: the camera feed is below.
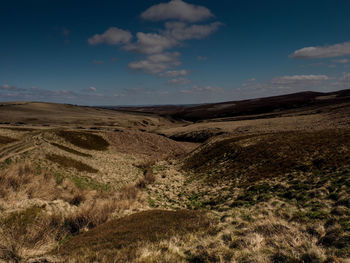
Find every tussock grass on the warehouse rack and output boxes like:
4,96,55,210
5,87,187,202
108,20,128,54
46,154,98,173
55,130,109,151
0,163,144,262
136,162,156,189
50,143,92,158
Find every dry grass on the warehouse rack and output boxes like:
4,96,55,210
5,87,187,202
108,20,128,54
46,154,98,173
55,130,109,151
0,163,61,201
0,206,63,263
57,210,210,261
1,103,349,262
104,130,192,160
136,161,156,189
183,129,350,185
0,163,145,262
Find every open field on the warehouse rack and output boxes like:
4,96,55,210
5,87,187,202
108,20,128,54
0,90,350,262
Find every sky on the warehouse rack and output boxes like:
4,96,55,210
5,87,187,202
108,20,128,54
1,0,350,105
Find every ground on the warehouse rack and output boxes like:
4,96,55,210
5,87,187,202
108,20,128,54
0,91,349,262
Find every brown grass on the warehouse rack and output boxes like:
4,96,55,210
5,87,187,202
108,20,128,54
0,162,145,262
136,162,156,189
55,130,109,151
57,210,210,258
0,135,17,145
46,154,98,173
50,143,92,158
183,129,350,185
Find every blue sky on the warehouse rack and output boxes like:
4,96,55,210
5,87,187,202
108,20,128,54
1,0,350,105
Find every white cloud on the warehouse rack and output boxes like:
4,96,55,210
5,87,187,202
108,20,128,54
241,74,333,98
290,42,350,59
0,84,26,91
168,77,191,85
271,75,329,85
123,21,221,56
88,2,222,76
128,52,181,74
332,58,350,64
180,85,223,94
141,0,213,22
163,21,222,41
161,69,189,77
88,27,132,45
333,73,350,88
88,86,97,92
124,32,177,54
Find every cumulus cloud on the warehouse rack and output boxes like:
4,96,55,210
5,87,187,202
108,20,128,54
87,1,221,76
168,77,191,85
161,69,189,77
290,42,350,59
124,32,177,54
88,27,132,45
128,52,181,74
122,22,222,55
163,21,222,41
141,0,213,22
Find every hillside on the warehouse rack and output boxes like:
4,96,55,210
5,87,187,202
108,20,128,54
0,91,349,262
114,89,350,122
0,102,172,131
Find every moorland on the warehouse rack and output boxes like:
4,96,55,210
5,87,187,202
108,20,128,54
0,89,350,263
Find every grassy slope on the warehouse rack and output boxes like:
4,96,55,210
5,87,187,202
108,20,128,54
0,100,350,262
146,129,350,262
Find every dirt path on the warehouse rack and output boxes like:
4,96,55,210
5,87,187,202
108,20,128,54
0,145,37,162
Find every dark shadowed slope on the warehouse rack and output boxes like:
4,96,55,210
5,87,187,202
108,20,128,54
112,89,350,122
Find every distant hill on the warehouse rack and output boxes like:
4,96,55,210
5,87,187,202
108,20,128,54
0,101,171,130
112,89,350,121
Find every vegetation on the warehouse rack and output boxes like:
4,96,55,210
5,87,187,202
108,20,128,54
0,135,17,145
55,130,109,151
46,154,98,173
183,129,350,185
51,142,92,157
57,210,210,261
0,100,349,262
